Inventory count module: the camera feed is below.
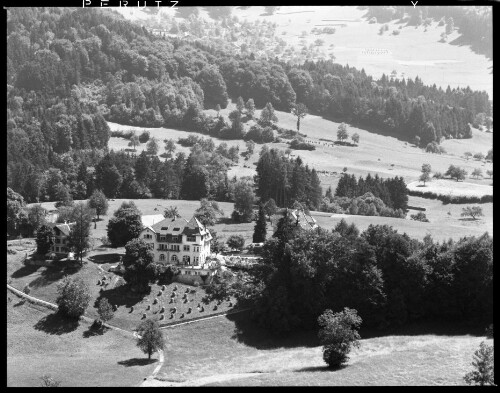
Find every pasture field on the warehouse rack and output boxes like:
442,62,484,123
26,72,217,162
7,294,156,387
30,194,492,245
108,105,493,192
146,311,489,386
231,6,492,98
407,179,493,198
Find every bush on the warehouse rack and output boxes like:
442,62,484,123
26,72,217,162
408,189,493,204
97,297,114,323
289,139,315,151
410,212,429,222
433,172,443,179
227,234,245,251
138,130,150,143
392,30,400,35
464,342,494,386
56,275,91,318
426,142,446,154
318,308,362,369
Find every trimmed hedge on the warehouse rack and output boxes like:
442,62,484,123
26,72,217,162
408,189,493,204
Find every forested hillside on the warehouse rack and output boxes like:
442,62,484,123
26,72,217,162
7,7,491,202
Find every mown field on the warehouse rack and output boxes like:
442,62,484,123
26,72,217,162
231,6,493,98
145,311,489,386
7,294,156,387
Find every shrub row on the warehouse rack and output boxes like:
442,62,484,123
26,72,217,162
408,189,493,204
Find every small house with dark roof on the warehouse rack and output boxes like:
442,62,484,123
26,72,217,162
139,215,215,285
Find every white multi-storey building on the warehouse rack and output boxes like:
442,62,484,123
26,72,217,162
139,215,216,284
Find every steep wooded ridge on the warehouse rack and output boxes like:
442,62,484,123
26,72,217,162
7,7,491,201
362,5,492,59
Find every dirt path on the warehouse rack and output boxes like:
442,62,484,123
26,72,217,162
140,372,266,387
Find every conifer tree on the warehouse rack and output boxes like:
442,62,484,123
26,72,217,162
253,204,267,243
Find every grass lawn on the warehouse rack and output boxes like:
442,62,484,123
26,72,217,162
7,244,238,332
407,179,493,198
7,295,157,387
150,311,489,386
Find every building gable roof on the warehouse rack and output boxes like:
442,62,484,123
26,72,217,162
52,222,74,236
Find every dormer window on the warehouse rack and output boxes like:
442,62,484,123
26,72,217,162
161,227,168,230
173,227,180,231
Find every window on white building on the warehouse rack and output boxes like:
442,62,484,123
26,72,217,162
183,255,190,264
194,257,199,264
187,236,196,242
160,254,165,261
183,245,190,251
172,255,178,262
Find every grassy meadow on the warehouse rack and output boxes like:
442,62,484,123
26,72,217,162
7,294,157,387
144,311,489,386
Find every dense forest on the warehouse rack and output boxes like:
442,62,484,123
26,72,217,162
362,5,492,59
229,214,493,334
7,7,491,202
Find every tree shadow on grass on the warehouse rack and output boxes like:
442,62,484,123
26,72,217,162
226,311,319,350
295,365,346,373
34,312,79,335
359,320,486,340
117,358,157,367
93,283,150,309
11,265,40,278
87,253,123,265
82,325,109,338
29,265,81,289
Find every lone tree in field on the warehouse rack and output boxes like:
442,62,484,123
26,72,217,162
464,151,473,161
146,137,159,155
420,163,432,186
351,133,360,145
486,169,493,179
163,206,180,219
337,123,349,142
253,204,267,243
445,165,467,182
227,234,245,251
471,168,483,179
461,206,484,220
97,297,114,324
259,102,278,127
66,202,94,264
88,189,108,223
128,133,139,151
317,307,362,369
474,152,485,161
464,342,494,386
36,224,54,255
56,275,91,318
164,139,176,158
136,319,165,360
291,103,308,135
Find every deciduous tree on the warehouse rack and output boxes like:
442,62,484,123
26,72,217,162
56,275,91,318
136,319,165,360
